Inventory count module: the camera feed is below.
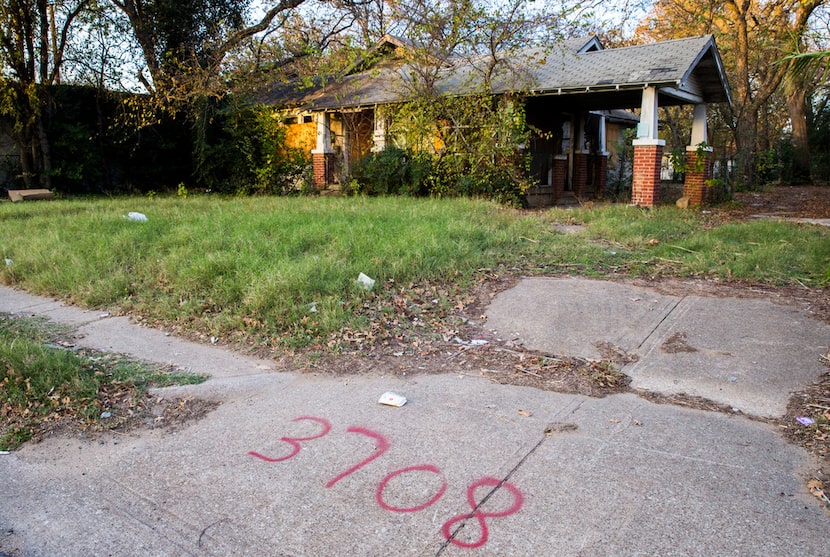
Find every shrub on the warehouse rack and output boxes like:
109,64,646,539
347,146,433,196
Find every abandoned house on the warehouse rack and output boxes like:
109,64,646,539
264,34,732,207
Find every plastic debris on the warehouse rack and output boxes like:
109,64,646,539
125,212,148,222
4,258,11,266
796,416,816,426
728,376,738,383
101,411,112,419
356,272,376,290
378,392,407,407
452,337,489,346
0,451,11,455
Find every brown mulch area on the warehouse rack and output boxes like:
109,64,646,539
730,185,830,219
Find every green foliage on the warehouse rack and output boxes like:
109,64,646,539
349,95,532,204
348,146,433,196
193,102,309,195
809,92,830,184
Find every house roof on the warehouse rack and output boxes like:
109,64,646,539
264,35,731,112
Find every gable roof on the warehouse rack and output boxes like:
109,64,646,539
264,35,731,112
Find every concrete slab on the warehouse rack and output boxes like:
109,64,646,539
485,278,680,359
626,295,830,417
1,284,829,555
486,278,830,417
0,286,279,379
0,286,105,326
1,377,827,556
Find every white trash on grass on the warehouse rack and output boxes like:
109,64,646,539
356,272,376,290
124,212,148,222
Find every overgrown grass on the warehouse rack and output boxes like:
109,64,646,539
0,313,205,449
0,195,827,350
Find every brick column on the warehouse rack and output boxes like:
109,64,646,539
595,154,608,198
312,152,337,189
551,155,567,203
683,148,713,206
632,141,664,207
573,152,589,198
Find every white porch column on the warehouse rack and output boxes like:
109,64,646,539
634,86,663,144
689,104,709,148
312,112,333,154
371,111,387,153
598,114,609,156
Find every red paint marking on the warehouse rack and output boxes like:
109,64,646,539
325,427,390,488
376,465,447,513
248,416,332,462
441,477,524,549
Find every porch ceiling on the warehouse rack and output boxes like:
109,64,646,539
526,87,693,112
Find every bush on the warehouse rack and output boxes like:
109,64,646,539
347,146,433,196
193,102,310,195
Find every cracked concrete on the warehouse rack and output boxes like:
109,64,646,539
485,277,830,417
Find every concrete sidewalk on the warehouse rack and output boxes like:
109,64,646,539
486,278,830,418
1,283,829,556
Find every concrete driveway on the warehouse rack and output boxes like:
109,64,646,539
1,281,829,556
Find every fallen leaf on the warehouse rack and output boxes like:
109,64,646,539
807,479,824,494
518,409,532,417
609,418,620,424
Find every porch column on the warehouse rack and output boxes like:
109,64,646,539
632,87,665,207
596,114,610,197
311,112,336,189
573,113,590,198
371,110,387,153
683,104,713,206
552,155,568,203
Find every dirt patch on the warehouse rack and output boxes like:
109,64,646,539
141,396,221,433
731,185,830,219
10,390,220,447
780,356,830,511
661,332,699,353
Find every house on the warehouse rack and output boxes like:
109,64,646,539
264,34,731,207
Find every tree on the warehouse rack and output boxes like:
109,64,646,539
0,0,92,188
637,0,827,188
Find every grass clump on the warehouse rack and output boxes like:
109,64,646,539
0,313,205,449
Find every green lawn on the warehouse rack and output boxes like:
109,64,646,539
1,195,827,349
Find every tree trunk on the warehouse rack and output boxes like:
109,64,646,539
35,119,52,189
17,140,35,189
733,108,757,189
786,81,812,184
